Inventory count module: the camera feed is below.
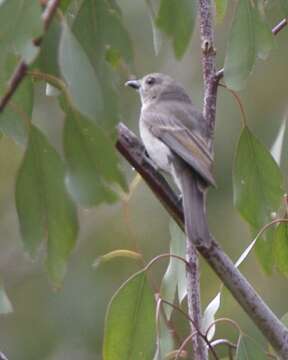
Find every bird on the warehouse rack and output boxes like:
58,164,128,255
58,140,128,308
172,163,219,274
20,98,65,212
125,73,215,245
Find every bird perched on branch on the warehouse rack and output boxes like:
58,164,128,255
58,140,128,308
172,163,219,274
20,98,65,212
125,73,215,245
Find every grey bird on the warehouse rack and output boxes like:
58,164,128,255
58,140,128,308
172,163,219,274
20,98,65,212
125,73,215,243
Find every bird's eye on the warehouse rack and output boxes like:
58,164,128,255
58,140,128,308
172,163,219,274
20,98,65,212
146,77,156,86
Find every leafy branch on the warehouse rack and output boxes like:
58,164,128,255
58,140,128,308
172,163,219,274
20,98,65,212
116,122,288,358
0,0,61,112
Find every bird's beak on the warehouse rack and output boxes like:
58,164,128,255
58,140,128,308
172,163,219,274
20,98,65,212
125,79,141,90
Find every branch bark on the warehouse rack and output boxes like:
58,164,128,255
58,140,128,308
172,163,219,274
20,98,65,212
116,123,288,359
0,0,61,112
198,0,218,141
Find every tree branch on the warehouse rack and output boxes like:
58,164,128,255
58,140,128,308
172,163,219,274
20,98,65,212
198,0,218,141
116,123,288,359
0,0,61,112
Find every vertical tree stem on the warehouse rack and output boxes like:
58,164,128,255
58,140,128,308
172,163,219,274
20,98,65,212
182,1,219,358
198,0,218,142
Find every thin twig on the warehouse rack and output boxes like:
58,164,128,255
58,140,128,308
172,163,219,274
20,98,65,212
205,317,242,338
0,63,28,113
216,17,288,80
175,332,220,360
161,299,219,359
0,0,61,113
41,0,61,30
144,253,189,272
174,332,200,360
219,83,247,127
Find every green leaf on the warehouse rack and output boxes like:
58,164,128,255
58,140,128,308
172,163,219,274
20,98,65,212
160,221,186,319
0,281,13,314
154,310,175,360
215,0,228,23
59,22,103,122
15,125,78,286
233,127,283,229
0,0,43,64
60,0,72,11
279,0,288,16
255,226,275,274
273,222,288,276
236,335,267,359
254,4,274,60
72,0,132,130
73,0,133,66
0,55,31,144
63,104,126,206
93,250,142,268
103,270,156,360
105,47,122,69
202,292,221,341
156,0,197,59
270,118,286,166
37,20,61,77
224,0,255,90
107,0,122,14
146,1,162,56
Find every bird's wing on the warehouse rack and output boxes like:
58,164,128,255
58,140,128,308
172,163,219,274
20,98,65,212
146,112,216,187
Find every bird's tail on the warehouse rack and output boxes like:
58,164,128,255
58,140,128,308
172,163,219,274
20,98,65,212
179,166,210,246
178,165,210,359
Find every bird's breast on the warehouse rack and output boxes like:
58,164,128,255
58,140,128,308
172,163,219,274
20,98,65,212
139,119,172,173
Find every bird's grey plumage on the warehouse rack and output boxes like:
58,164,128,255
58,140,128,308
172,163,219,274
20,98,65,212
126,73,215,188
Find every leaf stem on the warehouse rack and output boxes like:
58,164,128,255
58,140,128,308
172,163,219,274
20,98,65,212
219,83,247,127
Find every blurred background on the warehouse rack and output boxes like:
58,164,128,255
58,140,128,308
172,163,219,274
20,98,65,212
0,1,288,359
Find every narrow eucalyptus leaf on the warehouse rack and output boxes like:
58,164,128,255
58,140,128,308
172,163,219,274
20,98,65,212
254,5,274,60
73,0,129,130
15,126,78,286
236,335,267,359
279,0,288,16
59,22,103,122
224,0,255,90
273,222,288,276
255,226,275,274
270,119,286,166
63,105,126,206
0,0,43,65
38,20,62,77
215,0,228,23
0,73,31,144
103,270,156,359
160,220,186,319
73,0,133,66
153,311,174,360
0,281,13,314
156,0,197,59
233,127,283,229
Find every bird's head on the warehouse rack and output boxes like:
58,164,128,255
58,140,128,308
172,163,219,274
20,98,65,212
125,73,190,105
